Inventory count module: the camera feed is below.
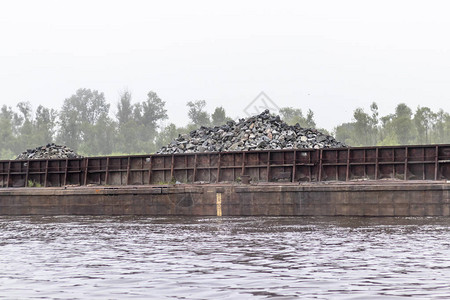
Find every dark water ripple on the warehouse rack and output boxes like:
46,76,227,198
1,216,450,299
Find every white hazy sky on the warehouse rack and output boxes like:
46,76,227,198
1,0,450,131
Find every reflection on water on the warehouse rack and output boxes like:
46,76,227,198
1,216,450,299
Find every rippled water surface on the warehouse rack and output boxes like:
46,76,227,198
2,216,450,299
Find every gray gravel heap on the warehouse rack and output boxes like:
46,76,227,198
16,143,83,160
157,110,346,154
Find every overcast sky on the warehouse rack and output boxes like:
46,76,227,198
1,0,450,131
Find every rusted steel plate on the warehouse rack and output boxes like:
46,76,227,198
1,145,450,187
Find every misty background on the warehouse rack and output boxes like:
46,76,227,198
1,0,450,158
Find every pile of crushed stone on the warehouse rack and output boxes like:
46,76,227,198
158,110,346,154
16,143,83,160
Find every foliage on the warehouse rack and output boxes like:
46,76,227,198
27,180,42,188
2,88,450,160
154,123,181,150
211,107,232,126
334,102,450,146
187,100,210,127
57,88,114,154
115,90,168,154
279,107,316,128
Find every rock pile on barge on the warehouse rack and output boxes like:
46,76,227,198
158,110,346,154
16,143,83,160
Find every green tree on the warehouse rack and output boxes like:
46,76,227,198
305,109,316,128
334,122,356,145
378,114,398,145
140,91,168,138
115,90,168,154
0,103,57,157
353,108,372,146
279,107,316,128
57,88,115,153
334,102,379,146
187,100,210,127
155,123,179,150
414,106,436,144
116,90,138,153
369,102,379,144
211,107,230,126
0,105,15,159
432,109,450,143
116,90,133,125
14,102,34,154
78,114,116,155
279,107,304,125
377,104,415,145
34,105,57,146
133,91,168,153
393,103,415,145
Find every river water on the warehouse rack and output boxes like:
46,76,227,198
1,216,450,299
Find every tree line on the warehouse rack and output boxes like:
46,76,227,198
1,88,449,159
334,102,450,146
0,89,234,159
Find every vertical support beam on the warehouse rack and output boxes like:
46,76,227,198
98,160,102,185
233,153,236,181
78,159,82,186
404,147,408,180
170,154,175,180
308,151,312,182
435,145,439,180
162,156,166,183
44,160,49,187
423,148,426,180
25,160,30,187
77,160,80,186
1,163,3,187
375,148,379,180
335,150,339,181
208,154,211,183
148,156,153,185
59,160,62,187
55,161,59,187
346,148,350,181
216,153,221,183
241,152,246,177
118,158,123,185
56,160,63,186
126,156,131,185
105,157,110,185
193,154,198,183
318,149,323,182
83,158,89,186
292,150,296,183
363,149,367,179
185,155,188,183
6,161,11,187
64,159,68,186
141,157,145,185
392,148,395,179
266,151,270,182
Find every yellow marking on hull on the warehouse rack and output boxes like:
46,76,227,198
216,193,222,216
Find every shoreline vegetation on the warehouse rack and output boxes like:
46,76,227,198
1,88,449,159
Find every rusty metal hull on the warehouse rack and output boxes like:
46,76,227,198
1,181,449,216
2,145,450,216
2,145,450,188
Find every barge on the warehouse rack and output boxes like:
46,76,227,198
1,145,450,216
